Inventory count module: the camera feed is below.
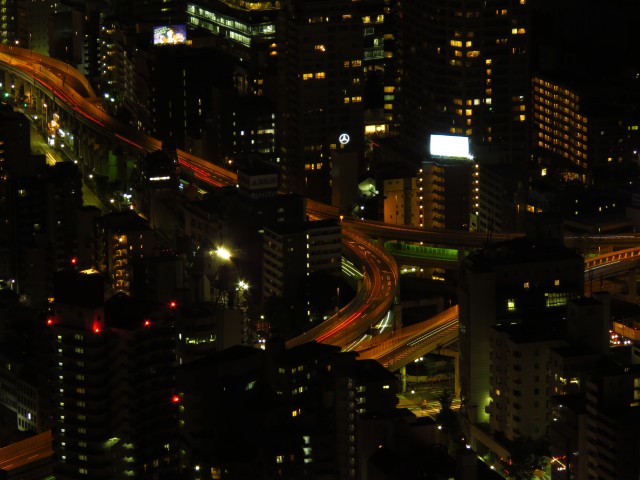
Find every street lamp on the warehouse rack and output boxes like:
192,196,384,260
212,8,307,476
213,246,231,261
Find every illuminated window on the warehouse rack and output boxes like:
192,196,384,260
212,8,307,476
315,72,325,79
351,60,362,67
523,282,529,290
507,299,516,311
554,279,560,286
302,73,313,80
314,44,326,52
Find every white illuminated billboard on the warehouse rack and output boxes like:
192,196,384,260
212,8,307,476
429,134,472,159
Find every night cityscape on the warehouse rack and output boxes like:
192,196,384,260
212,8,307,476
1,0,640,479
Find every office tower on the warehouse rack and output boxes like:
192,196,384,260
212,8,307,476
186,0,279,79
397,0,530,164
51,270,178,480
277,0,365,202
186,0,280,163
458,237,583,430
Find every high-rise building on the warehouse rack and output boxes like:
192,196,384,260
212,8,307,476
186,0,280,78
458,237,583,430
488,323,565,441
276,0,365,201
0,113,83,307
262,218,341,329
583,359,640,480
262,219,341,299
50,270,179,480
177,341,401,479
397,0,530,164
383,138,478,231
95,211,156,295
0,0,20,46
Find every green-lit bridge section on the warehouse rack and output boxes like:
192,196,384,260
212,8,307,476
383,241,463,263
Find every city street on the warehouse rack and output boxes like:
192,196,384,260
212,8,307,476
29,121,107,213
397,379,460,419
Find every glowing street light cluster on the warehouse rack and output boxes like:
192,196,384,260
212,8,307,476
213,246,231,261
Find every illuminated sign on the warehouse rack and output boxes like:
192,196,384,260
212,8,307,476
153,25,187,45
429,134,472,159
339,133,350,145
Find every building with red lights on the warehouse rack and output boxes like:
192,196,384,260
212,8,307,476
50,269,179,479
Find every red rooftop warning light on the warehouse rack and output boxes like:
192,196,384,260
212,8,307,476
71,257,77,265
169,301,177,309
143,319,151,327
171,395,181,403
46,317,54,326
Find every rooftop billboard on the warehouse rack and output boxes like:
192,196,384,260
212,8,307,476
429,134,472,159
153,25,187,45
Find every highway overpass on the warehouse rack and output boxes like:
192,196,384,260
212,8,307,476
351,245,640,373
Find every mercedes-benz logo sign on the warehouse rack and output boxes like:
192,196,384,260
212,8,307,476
339,133,350,145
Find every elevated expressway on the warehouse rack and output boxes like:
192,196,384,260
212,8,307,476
352,245,640,372
4,48,640,361
0,47,402,346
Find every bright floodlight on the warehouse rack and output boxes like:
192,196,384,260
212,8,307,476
429,134,472,158
214,246,231,260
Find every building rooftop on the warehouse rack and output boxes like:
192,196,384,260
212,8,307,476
100,210,152,232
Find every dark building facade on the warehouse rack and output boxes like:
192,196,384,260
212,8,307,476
50,270,179,480
397,0,530,165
